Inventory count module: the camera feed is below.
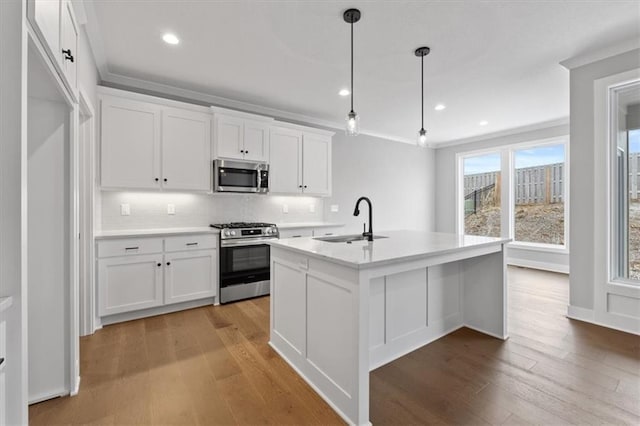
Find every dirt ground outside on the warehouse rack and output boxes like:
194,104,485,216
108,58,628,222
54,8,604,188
465,200,640,280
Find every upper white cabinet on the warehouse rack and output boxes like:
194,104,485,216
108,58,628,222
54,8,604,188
270,126,332,196
162,108,212,191
215,114,270,162
100,91,213,192
101,96,162,190
27,0,78,95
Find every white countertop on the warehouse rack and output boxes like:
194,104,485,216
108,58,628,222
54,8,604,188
276,222,344,230
0,296,13,314
95,227,219,239
270,230,511,269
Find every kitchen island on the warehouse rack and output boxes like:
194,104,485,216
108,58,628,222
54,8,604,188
268,230,510,426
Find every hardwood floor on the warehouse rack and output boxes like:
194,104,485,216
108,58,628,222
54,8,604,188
30,267,639,425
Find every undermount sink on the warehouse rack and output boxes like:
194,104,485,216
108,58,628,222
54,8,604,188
314,234,388,243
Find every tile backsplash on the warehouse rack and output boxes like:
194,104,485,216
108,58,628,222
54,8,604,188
99,191,325,230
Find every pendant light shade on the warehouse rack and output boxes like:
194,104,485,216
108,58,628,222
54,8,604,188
415,46,430,148
344,8,361,136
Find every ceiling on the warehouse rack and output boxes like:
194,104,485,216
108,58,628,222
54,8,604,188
86,0,640,145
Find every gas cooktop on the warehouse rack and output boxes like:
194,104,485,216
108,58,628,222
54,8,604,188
210,222,276,229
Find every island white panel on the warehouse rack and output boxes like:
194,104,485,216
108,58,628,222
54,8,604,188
386,269,428,342
272,262,306,355
369,277,385,350
428,263,461,322
306,275,354,397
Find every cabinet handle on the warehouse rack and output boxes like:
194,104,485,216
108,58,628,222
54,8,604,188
0,357,4,367
245,150,249,154
292,235,302,238
304,185,308,189
157,263,161,267
125,247,139,251
163,178,168,182
62,49,74,63
240,150,245,154
155,178,159,182
298,185,303,188
186,242,198,246
166,262,171,266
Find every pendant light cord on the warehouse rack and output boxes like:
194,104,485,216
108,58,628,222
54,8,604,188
350,20,354,113
421,54,424,130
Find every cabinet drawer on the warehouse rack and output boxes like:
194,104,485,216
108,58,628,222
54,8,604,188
279,228,313,239
164,234,218,252
97,238,163,258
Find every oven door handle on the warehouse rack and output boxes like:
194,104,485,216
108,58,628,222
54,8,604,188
220,238,278,247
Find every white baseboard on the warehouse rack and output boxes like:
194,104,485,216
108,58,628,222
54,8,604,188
70,376,81,396
100,297,215,326
567,305,639,335
507,257,569,274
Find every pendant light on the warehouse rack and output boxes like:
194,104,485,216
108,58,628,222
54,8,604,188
344,8,361,136
415,46,430,147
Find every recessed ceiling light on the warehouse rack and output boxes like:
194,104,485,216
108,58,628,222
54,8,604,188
162,33,180,45
479,120,489,126
434,104,446,111
339,88,350,97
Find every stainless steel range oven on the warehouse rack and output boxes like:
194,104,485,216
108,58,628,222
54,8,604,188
211,222,279,304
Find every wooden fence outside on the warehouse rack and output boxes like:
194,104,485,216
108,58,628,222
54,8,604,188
464,163,564,205
631,153,639,201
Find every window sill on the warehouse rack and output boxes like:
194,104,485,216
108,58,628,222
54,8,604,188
507,242,569,254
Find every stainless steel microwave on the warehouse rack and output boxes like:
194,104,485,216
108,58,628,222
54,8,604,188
213,159,269,193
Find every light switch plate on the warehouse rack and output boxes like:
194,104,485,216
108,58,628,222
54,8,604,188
282,204,289,214
330,204,339,213
120,204,130,216
167,204,176,215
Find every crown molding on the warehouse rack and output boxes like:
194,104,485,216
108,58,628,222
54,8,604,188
429,117,570,149
560,38,640,70
100,70,416,145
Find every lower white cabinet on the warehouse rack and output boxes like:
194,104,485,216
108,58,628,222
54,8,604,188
98,254,164,316
164,250,217,304
97,235,218,319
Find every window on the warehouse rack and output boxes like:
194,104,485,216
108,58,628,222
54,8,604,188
611,81,640,282
513,144,566,245
463,153,501,237
458,139,568,249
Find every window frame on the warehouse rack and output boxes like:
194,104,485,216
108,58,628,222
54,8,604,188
456,136,570,253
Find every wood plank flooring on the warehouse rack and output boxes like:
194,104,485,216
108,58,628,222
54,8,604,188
30,266,640,425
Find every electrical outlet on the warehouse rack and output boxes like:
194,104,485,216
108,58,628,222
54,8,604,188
120,204,130,216
167,204,175,215
309,204,315,213
282,204,289,214
330,204,339,213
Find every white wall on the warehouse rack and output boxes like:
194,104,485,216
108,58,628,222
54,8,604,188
324,133,434,234
434,123,570,272
568,48,640,333
0,0,28,423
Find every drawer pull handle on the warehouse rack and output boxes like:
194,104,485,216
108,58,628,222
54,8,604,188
125,247,139,251
157,263,161,267
186,242,198,246
292,235,302,238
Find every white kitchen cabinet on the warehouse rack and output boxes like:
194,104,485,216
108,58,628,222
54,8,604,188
162,108,212,191
27,0,78,95
270,127,303,193
164,249,217,304
59,1,78,93
215,114,270,162
301,132,331,196
270,126,332,196
101,96,162,190
98,254,164,316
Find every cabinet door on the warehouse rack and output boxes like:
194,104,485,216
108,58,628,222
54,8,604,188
269,127,302,194
164,249,217,305
101,97,161,189
98,254,164,316
215,115,244,160
162,108,212,191
59,1,77,92
243,120,270,162
302,133,331,196
27,0,61,65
